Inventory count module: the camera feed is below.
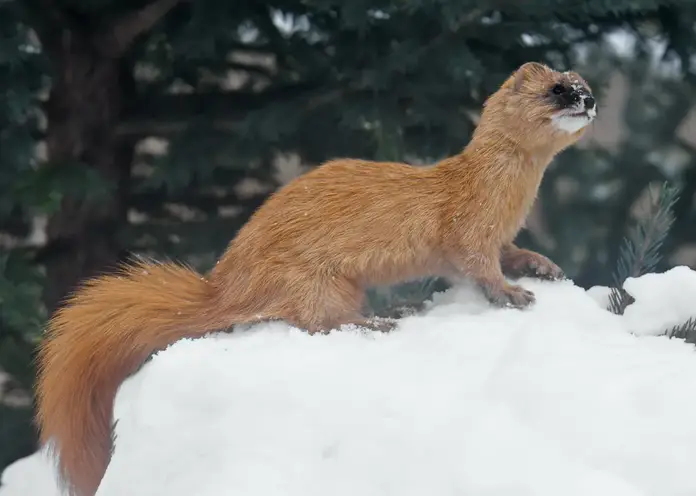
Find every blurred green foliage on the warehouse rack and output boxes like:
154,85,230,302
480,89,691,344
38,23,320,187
0,0,46,475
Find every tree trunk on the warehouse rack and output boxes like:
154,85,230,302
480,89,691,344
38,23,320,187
42,29,136,314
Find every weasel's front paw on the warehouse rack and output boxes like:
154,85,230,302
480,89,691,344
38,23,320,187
502,250,565,281
482,282,536,309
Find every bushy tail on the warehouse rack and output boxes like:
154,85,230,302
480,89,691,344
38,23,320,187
36,259,244,496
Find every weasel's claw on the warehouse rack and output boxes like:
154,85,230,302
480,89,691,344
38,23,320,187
483,283,536,309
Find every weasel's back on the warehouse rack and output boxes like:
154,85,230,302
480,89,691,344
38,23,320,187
229,158,444,284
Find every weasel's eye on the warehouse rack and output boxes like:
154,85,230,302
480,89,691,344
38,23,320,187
551,84,565,95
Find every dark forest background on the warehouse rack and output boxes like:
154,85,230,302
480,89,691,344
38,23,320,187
2,0,696,476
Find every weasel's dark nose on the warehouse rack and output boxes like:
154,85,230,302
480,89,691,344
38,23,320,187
584,96,596,109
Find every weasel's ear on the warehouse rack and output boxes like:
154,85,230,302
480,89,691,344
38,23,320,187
509,61,550,91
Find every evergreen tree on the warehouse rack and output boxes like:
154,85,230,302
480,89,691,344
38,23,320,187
10,0,696,311
0,0,45,473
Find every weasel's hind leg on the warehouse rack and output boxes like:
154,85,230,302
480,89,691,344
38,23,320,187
289,276,396,334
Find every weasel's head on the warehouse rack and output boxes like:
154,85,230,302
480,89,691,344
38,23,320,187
480,62,597,149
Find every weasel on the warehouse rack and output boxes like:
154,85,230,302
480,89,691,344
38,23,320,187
35,61,596,496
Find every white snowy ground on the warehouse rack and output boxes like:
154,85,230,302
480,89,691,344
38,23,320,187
3,267,696,496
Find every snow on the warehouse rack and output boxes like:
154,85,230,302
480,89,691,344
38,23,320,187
3,267,696,496
622,266,696,336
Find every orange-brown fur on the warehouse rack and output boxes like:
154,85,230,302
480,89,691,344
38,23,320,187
36,62,594,495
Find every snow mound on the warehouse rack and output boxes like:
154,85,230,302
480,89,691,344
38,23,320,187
3,267,696,496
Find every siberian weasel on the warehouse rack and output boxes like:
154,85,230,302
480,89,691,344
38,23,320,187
36,61,596,496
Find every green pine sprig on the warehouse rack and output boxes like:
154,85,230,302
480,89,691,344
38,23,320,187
608,182,680,315
664,317,696,345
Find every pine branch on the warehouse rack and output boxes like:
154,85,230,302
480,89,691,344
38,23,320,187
410,7,488,61
105,0,184,56
19,0,70,49
608,182,680,315
248,3,291,70
118,82,366,136
664,317,696,345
